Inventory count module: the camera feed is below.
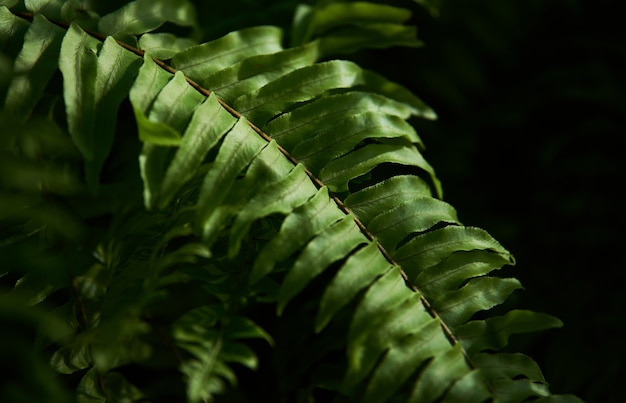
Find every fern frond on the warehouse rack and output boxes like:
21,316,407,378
0,1,583,402
125,30,570,401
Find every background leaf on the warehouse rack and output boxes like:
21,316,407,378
98,0,197,36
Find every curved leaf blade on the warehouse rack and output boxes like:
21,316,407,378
291,112,422,172
138,32,196,59
98,0,197,36
233,60,367,125
308,2,412,40
441,369,491,403
368,197,459,251
133,69,205,208
58,23,99,163
415,249,514,297
318,23,422,57
320,143,439,194
197,117,268,243
265,91,415,151
129,53,172,113
394,226,514,282
251,186,344,283
433,277,523,327
158,92,237,208
345,174,433,225
231,163,318,260
344,268,452,399
203,42,318,102
457,310,563,355
60,24,142,192
172,26,283,80
3,14,64,121
315,242,393,332
408,343,469,403
277,214,367,315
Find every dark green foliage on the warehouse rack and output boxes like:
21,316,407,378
1,1,583,402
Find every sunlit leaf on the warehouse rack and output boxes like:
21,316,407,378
60,25,141,192
138,32,196,59
4,15,64,121
172,25,283,79
98,0,197,36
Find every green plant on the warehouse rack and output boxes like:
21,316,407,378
0,1,582,402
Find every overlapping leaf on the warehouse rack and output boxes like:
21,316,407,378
291,1,423,57
59,23,142,192
3,14,63,121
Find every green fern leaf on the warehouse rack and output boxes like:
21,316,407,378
320,142,439,194
3,14,63,120
266,91,416,150
458,310,563,355
291,2,422,57
173,305,272,402
367,197,459,249
315,242,393,332
195,118,268,242
158,92,235,208
228,162,318,259
277,214,367,315
395,226,513,279
203,43,319,103
414,249,513,296
345,174,433,223
344,268,451,399
250,186,345,283
137,32,196,59
131,64,205,207
76,367,145,403
59,24,141,192
171,25,283,79
0,6,33,63
98,0,197,37
291,112,422,172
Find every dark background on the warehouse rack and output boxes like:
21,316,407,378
392,0,624,401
